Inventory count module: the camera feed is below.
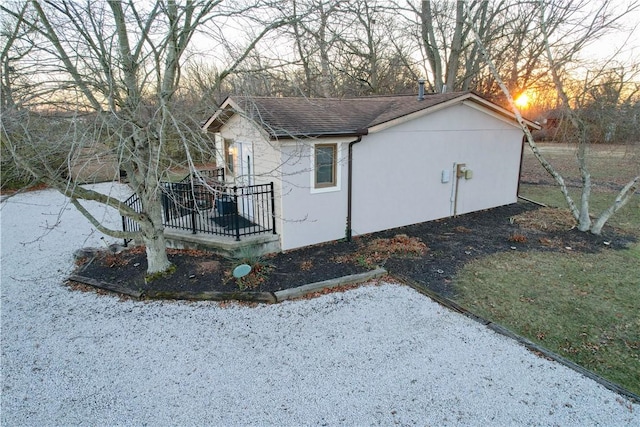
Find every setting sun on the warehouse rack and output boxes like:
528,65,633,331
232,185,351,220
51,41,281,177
515,92,530,108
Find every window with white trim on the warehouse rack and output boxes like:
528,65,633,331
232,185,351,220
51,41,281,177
224,139,235,174
314,144,337,188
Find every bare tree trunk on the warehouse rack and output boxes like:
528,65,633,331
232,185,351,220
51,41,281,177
292,0,313,97
420,0,443,91
466,17,582,221
591,176,639,234
140,195,172,274
467,0,638,235
576,135,592,231
537,1,637,233
109,1,172,274
318,5,333,98
537,2,593,230
445,1,465,90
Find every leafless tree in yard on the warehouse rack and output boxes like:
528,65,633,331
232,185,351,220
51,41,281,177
0,0,290,274
395,1,553,98
400,0,503,92
217,0,420,98
467,0,639,235
570,65,640,145
287,0,346,98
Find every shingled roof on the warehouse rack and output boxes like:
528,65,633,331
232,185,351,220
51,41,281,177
202,91,532,139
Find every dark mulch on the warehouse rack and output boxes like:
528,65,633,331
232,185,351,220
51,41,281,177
72,201,635,299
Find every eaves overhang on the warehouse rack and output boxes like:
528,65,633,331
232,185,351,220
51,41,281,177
268,129,369,140
201,97,240,132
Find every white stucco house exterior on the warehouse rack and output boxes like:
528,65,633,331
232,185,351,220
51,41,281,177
202,91,538,251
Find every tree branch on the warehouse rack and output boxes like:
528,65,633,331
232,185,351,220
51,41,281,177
465,7,581,221
70,198,141,240
590,176,639,234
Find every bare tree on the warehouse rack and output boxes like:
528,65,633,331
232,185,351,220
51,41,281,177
467,0,639,235
389,0,563,102
539,0,639,233
1,0,287,275
403,0,499,92
570,65,640,144
329,0,418,95
288,0,347,97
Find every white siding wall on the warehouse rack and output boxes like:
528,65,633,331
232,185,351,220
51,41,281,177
219,115,283,185
278,137,353,250
218,115,284,235
351,103,523,237
222,102,525,251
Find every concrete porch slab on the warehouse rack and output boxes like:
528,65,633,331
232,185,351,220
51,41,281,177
162,229,281,258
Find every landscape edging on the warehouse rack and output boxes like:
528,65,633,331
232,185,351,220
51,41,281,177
273,268,388,302
66,267,388,303
394,274,640,405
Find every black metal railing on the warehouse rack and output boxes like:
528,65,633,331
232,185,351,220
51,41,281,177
203,167,225,182
160,181,275,240
122,172,275,244
179,167,225,185
122,193,141,246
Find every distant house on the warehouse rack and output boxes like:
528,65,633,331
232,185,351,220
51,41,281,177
533,108,565,142
202,91,539,251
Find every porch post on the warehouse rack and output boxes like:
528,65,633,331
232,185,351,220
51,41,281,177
270,182,276,234
233,186,241,241
121,215,128,247
190,182,197,234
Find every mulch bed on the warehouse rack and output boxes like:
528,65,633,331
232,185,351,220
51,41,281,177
71,201,635,300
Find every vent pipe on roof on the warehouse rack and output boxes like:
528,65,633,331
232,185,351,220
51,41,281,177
417,79,425,101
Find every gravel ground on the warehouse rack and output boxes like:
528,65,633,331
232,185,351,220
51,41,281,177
1,184,638,426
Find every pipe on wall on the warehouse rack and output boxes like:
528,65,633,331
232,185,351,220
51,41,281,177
346,135,363,241
517,134,526,198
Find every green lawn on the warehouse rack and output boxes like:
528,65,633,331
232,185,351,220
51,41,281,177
454,149,639,395
455,245,640,395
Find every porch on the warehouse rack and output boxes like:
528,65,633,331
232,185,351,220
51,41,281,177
122,168,280,257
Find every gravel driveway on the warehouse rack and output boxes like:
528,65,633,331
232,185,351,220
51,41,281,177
1,184,638,426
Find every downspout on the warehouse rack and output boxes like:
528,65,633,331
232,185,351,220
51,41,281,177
516,133,546,207
517,134,526,198
346,135,364,241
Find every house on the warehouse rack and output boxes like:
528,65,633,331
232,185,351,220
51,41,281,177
202,90,539,251
532,108,564,142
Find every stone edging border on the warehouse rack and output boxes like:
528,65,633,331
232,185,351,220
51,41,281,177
67,268,388,304
273,268,387,301
393,274,640,405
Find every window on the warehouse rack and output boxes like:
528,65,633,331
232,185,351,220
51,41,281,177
224,139,234,173
315,144,336,188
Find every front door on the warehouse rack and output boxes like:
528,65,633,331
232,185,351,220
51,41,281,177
236,142,254,220
236,141,253,187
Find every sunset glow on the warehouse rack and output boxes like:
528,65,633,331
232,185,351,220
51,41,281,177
515,92,530,108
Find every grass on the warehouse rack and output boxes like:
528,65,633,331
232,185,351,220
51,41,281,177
523,143,639,185
453,144,640,396
519,184,640,235
455,246,640,395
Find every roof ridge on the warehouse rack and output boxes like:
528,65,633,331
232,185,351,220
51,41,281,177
231,91,470,101
203,91,518,139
